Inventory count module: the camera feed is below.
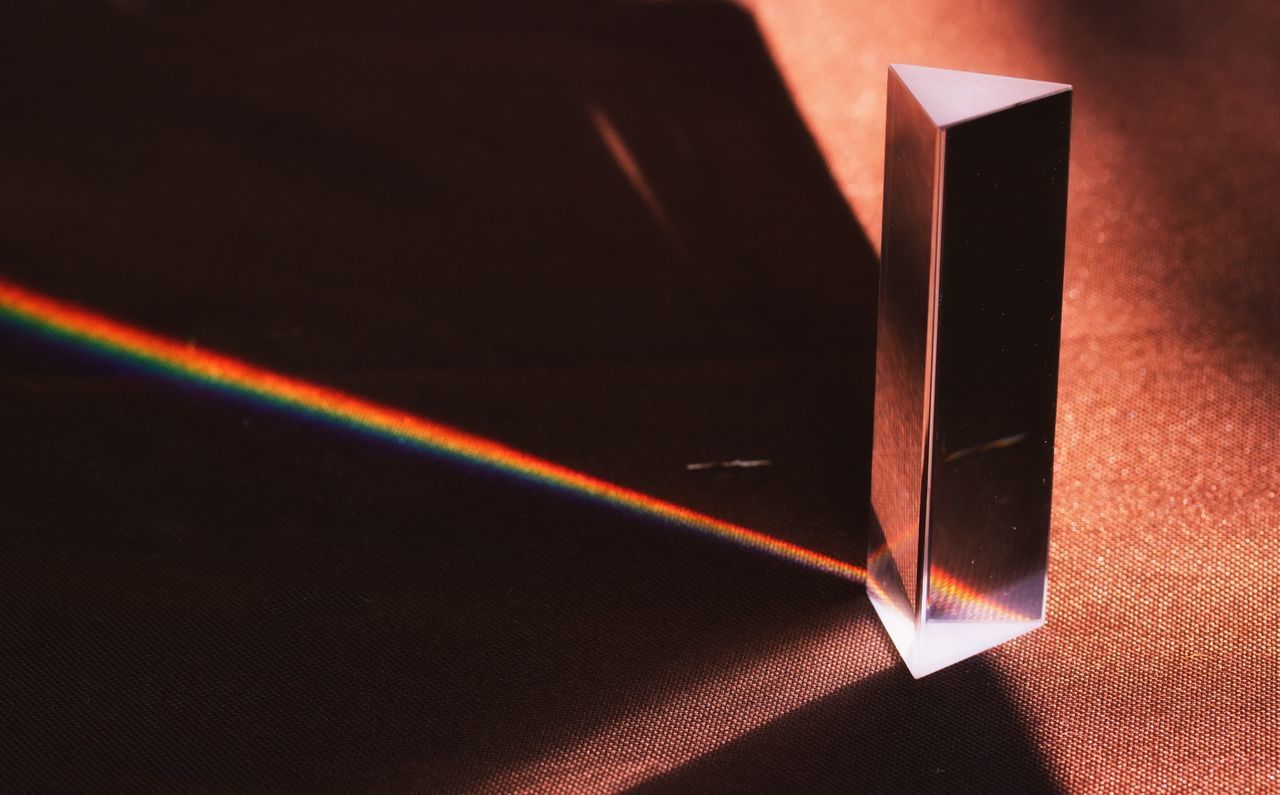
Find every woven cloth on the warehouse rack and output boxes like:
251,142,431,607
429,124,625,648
0,1,1274,791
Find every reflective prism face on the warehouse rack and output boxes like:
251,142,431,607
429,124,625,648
869,64,1071,678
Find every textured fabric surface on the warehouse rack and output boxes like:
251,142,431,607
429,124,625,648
0,0,1275,792
742,2,1280,790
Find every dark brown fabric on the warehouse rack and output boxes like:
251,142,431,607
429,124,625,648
0,0,1274,791
743,1,1279,790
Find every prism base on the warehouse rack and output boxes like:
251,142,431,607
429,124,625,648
868,587,1044,679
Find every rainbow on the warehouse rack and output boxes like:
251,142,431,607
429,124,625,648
927,568,1034,622
0,278,867,584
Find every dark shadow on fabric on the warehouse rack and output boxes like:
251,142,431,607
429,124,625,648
0,0,1055,790
634,659,1060,794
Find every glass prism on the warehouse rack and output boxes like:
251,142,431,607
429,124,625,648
869,64,1071,678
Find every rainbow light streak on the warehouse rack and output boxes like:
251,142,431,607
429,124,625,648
866,542,1034,623
0,278,866,583
928,568,1031,622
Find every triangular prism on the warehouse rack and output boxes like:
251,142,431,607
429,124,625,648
871,63,1071,678
890,63,1071,128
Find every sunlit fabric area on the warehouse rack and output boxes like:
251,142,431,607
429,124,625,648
0,1,1275,791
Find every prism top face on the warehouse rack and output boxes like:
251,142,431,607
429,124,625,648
870,65,1071,641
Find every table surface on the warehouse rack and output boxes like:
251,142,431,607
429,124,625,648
1,1,1275,791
